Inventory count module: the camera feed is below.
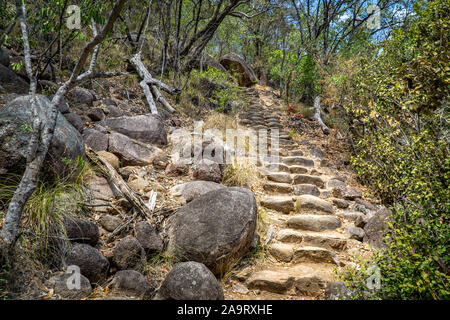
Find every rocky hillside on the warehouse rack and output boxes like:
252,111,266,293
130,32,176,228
0,52,391,300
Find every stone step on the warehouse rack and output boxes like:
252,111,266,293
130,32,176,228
293,184,320,196
246,268,327,296
292,174,324,188
268,243,294,262
265,163,290,173
266,172,293,184
336,211,364,221
260,196,296,214
290,150,304,156
301,232,348,251
295,194,335,214
287,215,342,231
282,156,314,167
292,246,340,265
289,165,308,174
263,181,293,194
276,229,347,251
246,270,295,294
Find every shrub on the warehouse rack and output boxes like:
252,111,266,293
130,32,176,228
337,0,450,300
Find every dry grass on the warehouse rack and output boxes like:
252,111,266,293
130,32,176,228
203,112,238,133
222,159,259,189
0,157,94,251
144,251,182,283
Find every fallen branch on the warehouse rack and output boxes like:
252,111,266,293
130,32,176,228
86,148,156,223
313,96,330,135
130,52,178,114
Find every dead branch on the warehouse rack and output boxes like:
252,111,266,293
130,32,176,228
17,0,36,94
313,96,330,135
130,52,178,114
86,148,156,223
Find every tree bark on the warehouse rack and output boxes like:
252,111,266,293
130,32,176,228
313,96,330,135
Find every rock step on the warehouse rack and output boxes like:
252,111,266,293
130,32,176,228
287,214,342,231
292,174,324,188
265,172,292,184
268,243,340,266
289,165,308,174
282,156,314,167
295,194,334,214
293,184,320,196
246,269,327,296
265,163,290,173
292,246,340,265
260,196,295,214
276,229,348,251
263,181,293,194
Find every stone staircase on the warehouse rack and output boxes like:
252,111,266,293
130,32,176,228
225,88,370,299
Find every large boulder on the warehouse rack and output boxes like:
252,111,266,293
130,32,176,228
100,114,167,146
64,218,99,246
65,243,109,284
0,64,29,93
192,159,222,183
82,128,108,151
219,53,257,87
363,207,392,248
169,181,226,203
156,262,224,300
0,95,85,178
167,187,258,274
68,87,94,105
108,132,162,166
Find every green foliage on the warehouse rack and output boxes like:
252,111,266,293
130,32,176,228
188,66,243,113
336,0,450,300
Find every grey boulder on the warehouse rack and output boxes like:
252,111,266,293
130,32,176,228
363,207,392,248
192,159,223,183
82,128,109,151
0,95,85,179
219,53,257,87
64,218,99,246
156,262,224,300
66,243,109,284
110,270,152,299
68,87,94,105
134,221,164,253
167,187,257,274
108,131,162,166
47,272,92,299
100,114,167,146
112,236,146,272
169,181,226,203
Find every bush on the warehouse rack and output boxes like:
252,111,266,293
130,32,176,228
336,0,449,300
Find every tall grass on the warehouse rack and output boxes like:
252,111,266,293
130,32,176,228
0,157,94,249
